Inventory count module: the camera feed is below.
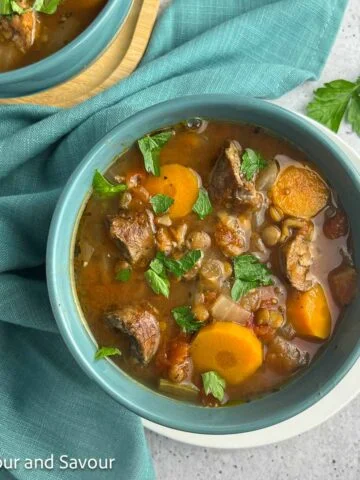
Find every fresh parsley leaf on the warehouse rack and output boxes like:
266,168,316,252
347,92,360,136
192,187,213,220
0,0,12,14
10,0,25,13
231,279,258,302
157,250,202,278
150,194,174,215
144,270,170,297
35,0,61,14
307,79,360,133
231,254,273,302
115,268,132,282
149,257,167,276
145,258,170,297
94,346,121,361
201,371,226,402
241,149,267,181
171,306,202,334
92,170,127,198
138,131,172,177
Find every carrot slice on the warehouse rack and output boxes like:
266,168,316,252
145,164,199,218
270,166,329,218
286,283,331,340
191,322,263,385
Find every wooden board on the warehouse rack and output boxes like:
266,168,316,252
0,0,160,108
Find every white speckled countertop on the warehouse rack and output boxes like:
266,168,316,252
146,1,360,478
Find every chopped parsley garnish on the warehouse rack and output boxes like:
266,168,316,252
94,346,122,361
144,258,170,298
138,131,173,176
307,78,360,135
171,306,202,334
150,194,174,215
157,250,202,278
92,170,127,198
201,371,226,402
115,268,132,282
231,253,273,302
192,187,213,220
240,148,267,181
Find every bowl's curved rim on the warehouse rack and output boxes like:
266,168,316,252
0,0,132,83
46,95,360,435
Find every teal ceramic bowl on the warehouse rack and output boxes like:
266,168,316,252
0,0,132,98
47,96,360,434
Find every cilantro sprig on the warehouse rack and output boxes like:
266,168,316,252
171,306,202,334
202,371,226,402
231,254,273,302
307,78,360,135
240,149,267,181
138,131,172,176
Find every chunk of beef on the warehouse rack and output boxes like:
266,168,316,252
108,211,155,266
106,305,160,364
214,211,251,257
266,337,309,374
209,140,261,210
328,264,357,306
0,7,37,53
282,234,314,291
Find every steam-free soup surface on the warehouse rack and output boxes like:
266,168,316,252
74,120,357,406
0,0,106,72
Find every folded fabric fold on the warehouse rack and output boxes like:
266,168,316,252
0,0,348,478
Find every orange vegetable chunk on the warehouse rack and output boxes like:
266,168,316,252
286,283,331,340
145,164,199,218
191,322,263,385
270,166,329,218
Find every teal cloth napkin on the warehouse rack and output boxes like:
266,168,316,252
0,0,348,478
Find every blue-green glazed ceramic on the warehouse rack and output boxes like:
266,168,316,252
0,0,132,98
47,96,360,434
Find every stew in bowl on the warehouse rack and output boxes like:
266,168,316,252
0,0,131,98
47,96,360,433
0,0,107,72
74,119,358,407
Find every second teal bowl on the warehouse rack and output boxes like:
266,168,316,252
47,96,360,434
0,0,132,98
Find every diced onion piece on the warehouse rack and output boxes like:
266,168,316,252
211,294,251,325
79,241,95,265
255,161,278,191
